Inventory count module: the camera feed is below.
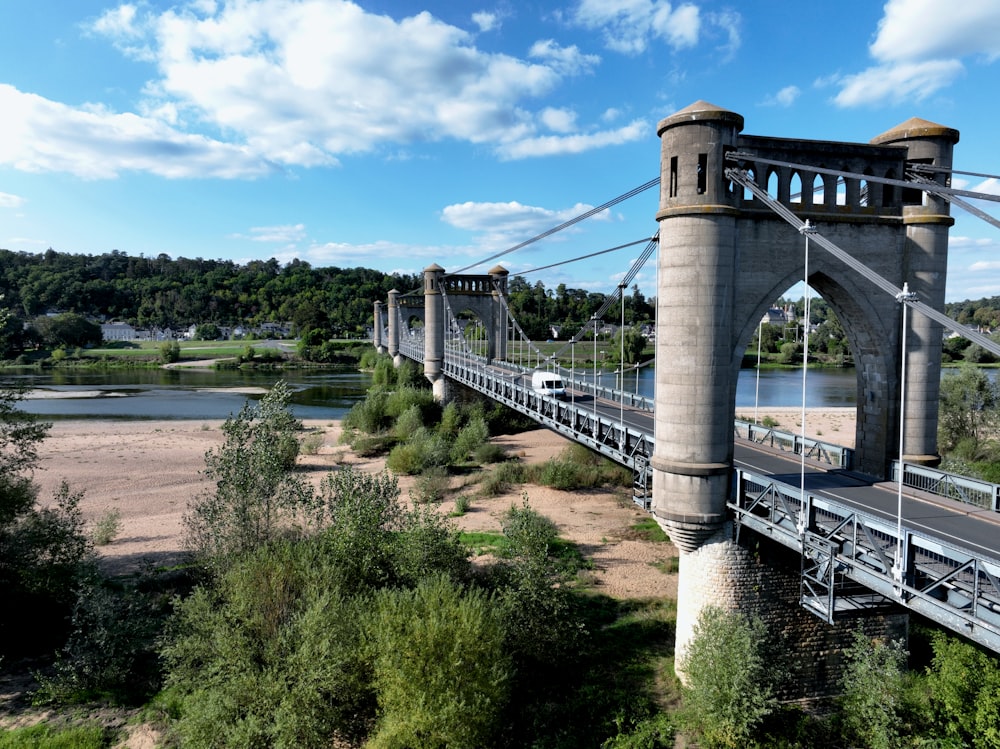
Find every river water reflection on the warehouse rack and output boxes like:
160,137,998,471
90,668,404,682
2,368,374,421
2,365,859,421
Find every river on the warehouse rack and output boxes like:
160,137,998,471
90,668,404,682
1,365,860,421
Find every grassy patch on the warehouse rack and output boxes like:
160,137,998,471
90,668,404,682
459,531,507,555
0,723,118,748
629,517,671,543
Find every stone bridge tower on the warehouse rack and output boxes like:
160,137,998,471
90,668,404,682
376,265,511,401
653,101,956,685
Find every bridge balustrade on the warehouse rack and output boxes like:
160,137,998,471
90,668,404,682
734,419,854,469
891,461,1000,512
731,467,1000,652
442,352,653,473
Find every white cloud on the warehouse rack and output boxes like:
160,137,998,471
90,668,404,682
573,0,701,55
0,84,276,179
0,192,26,209
870,0,1000,63
85,1,594,165
287,239,462,270
235,224,308,243
472,11,498,33
762,85,800,107
497,119,647,159
832,60,964,107
528,39,600,76
540,107,578,133
441,199,611,247
832,1,1000,107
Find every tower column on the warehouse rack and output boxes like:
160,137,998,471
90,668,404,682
387,289,401,367
373,301,386,354
871,120,959,465
423,264,447,401
489,265,509,363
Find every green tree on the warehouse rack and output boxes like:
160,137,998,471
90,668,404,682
679,606,778,748
838,629,908,749
610,325,649,366
183,380,306,570
31,312,102,349
938,364,999,457
0,384,94,656
366,575,511,749
193,322,221,340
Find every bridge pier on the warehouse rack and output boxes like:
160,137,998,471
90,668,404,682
387,289,402,367
373,301,386,354
675,524,908,700
423,264,448,401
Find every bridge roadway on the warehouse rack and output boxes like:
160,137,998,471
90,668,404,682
420,346,1000,650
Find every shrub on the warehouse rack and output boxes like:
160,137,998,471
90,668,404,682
385,428,449,475
343,389,390,434
410,466,450,504
438,401,463,439
838,629,908,749
479,460,527,497
161,542,375,748
183,381,309,571
37,577,164,704
92,508,122,546
299,430,325,456
393,403,425,440
366,575,511,749
385,385,438,422
475,441,508,464
450,416,489,463
159,340,181,364
680,606,779,748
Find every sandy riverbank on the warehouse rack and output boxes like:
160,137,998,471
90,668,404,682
32,408,857,590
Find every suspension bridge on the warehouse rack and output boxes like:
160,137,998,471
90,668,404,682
372,101,1000,694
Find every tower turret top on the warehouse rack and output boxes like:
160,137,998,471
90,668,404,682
871,117,959,146
657,100,744,136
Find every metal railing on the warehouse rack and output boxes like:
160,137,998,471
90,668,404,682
731,467,1000,653
891,461,1000,512
734,420,854,469
442,352,653,476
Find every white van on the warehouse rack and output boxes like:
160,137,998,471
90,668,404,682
530,370,567,400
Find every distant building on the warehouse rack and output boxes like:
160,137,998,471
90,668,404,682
101,322,137,341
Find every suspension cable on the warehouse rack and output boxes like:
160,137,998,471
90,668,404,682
516,236,655,276
908,163,1000,182
907,171,1000,231
726,167,1000,359
444,177,660,276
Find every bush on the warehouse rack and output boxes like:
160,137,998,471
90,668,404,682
343,389,390,434
161,542,375,748
159,340,181,364
393,403,426,440
450,416,489,463
474,441,508,464
679,606,779,748
366,575,511,749
838,629,908,749
37,577,164,704
411,466,450,504
183,380,309,571
386,427,449,475
92,508,122,546
479,460,527,497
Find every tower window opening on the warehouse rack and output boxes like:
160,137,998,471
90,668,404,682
670,156,678,198
697,153,707,194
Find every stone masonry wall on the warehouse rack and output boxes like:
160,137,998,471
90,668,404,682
675,522,909,702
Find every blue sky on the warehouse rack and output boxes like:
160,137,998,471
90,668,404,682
1,0,998,302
